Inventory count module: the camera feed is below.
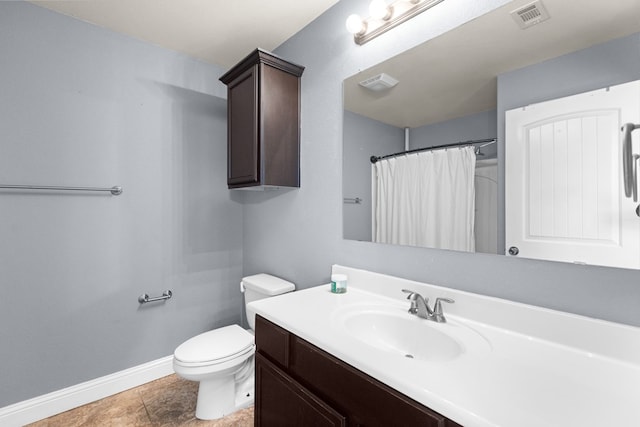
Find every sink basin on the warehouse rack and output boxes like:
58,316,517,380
333,304,490,362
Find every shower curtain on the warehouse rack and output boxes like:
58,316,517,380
372,146,476,251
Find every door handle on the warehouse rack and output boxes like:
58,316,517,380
621,123,640,198
634,155,640,202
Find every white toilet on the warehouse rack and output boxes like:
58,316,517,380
173,273,295,420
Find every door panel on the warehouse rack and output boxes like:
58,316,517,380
505,80,640,268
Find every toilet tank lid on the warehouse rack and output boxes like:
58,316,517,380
241,273,295,295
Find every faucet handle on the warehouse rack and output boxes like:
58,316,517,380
432,298,455,322
433,298,454,313
401,289,419,314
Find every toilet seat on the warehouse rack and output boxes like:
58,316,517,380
174,325,254,368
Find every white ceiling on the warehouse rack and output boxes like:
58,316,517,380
29,0,340,68
344,0,640,128
27,0,640,129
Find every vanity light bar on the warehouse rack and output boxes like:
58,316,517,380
347,0,445,45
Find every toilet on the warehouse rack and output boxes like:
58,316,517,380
173,273,295,420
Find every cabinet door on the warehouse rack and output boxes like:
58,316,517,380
227,65,259,186
260,63,301,187
255,352,346,427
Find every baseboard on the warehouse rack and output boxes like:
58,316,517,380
0,355,174,427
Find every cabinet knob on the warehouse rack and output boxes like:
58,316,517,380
508,246,519,256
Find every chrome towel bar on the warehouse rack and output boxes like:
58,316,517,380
138,290,172,304
0,184,123,195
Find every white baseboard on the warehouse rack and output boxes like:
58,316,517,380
0,355,174,427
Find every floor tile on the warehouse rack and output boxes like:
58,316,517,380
26,374,254,426
140,376,198,425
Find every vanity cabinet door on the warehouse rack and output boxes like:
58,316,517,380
255,352,346,427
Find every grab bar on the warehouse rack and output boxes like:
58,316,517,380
0,184,123,195
621,123,639,198
138,290,172,304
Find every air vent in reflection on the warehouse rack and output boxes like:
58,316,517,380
359,73,399,91
510,0,550,29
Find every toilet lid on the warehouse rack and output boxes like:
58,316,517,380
174,325,254,364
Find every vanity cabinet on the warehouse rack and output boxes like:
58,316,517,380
219,49,304,189
255,315,463,427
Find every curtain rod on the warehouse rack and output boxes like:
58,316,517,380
370,138,496,164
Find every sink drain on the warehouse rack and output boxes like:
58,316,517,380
404,354,414,358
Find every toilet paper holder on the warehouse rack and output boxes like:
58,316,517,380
138,290,173,304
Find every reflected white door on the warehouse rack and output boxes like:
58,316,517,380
505,80,640,268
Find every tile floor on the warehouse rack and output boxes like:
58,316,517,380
27,375,254,426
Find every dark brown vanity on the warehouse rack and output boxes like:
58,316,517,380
254,315,463,427
219,49,304,189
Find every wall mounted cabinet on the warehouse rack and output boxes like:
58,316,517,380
219,49,304,189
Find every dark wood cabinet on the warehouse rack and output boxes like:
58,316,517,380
219,49,304,189
255,353,346,427
255,315,464,427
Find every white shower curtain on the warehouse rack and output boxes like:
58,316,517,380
372,146,476,252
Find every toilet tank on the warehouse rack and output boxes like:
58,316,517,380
241,273,295,330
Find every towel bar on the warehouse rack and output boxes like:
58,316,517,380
138,290,172,304
0,184,122,195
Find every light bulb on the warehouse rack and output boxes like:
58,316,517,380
369,0,392,20
345,14,366,35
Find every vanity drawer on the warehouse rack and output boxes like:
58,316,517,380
255,315,290,368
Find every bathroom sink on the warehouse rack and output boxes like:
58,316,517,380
333,304,490,362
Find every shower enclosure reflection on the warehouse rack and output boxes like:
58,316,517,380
343,108,498,253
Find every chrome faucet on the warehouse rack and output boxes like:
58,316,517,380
401,289,454,323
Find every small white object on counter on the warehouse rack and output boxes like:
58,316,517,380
330,273,347,293
248,265,640,427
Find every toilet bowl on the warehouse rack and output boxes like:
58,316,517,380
173,274,295,420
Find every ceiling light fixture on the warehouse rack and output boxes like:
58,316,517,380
346,0,445,45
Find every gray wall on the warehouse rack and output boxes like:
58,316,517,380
496,32,640,255
241,0,640,328
0,2,242,407
343,110,403,241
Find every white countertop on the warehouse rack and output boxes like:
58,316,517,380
248,265,640,427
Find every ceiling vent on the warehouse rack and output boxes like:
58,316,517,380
359,73,399,91
510,0,550,30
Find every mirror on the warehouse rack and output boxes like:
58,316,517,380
343,0,640,268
